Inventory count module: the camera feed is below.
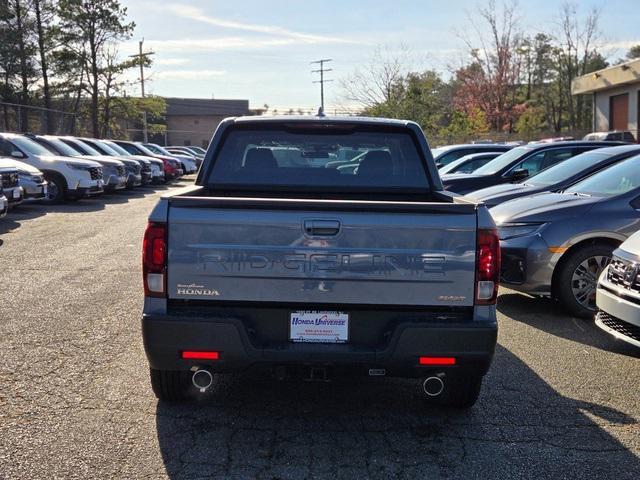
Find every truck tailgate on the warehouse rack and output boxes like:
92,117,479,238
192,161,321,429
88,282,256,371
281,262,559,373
167,197,477,307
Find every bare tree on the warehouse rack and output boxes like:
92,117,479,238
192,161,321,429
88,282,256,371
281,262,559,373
556,2,602,130
340,45,412,109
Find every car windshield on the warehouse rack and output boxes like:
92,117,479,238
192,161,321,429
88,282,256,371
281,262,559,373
85,139,118,155
144,144,166,154
207,126,429,193
473,146,531,175
438,156,469,174
430,147,452,159
170,149,191,156
10,136,56,156
527,151,610,187
190,147,206,154
565,155,640,197
43,137,83,156
71,139,102,156
133,143,157,156
102,140,131,156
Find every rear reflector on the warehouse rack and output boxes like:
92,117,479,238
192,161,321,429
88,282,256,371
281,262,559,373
419,356,456,366
182,351,220,360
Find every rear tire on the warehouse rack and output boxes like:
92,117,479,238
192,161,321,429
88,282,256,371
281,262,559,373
423,374,483,409
149,368,191,402
555,243,613,318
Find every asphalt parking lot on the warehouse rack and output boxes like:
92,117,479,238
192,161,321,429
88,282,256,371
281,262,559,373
0,181,638,480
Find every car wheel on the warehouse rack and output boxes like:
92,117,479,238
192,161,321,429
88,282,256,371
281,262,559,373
43,173,66,204
423,374,483,409
149,368,191,402
555,244,613,318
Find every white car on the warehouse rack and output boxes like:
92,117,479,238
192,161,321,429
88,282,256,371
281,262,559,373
0,133,104,203
596,230,640,348
0,158,47,201
142,143,198,174
167,145,206,160
0,164,23,208
99,140,165,184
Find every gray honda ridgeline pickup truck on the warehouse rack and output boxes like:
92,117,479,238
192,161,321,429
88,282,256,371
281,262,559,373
142,116,500,408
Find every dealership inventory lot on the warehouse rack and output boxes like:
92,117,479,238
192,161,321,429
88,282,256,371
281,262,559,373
0,183,638,480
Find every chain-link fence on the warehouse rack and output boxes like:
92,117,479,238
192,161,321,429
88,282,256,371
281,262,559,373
0,101,87,135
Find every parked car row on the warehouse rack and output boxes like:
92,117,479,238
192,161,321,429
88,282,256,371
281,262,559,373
433,139,640,348
0,133,200,209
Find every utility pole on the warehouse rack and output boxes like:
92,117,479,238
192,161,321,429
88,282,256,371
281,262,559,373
129,39,155,142
311,59,333,115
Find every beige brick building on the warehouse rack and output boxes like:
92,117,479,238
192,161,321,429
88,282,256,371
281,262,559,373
572,59,640,141
165,98,251,148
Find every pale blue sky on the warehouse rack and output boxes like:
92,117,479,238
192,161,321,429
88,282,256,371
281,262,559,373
120,0,640,110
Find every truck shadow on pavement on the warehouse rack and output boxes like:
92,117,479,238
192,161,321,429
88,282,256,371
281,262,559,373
498,292,640,358
155,345,639,479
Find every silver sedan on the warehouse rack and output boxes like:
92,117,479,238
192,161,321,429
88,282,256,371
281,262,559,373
491,153,640,318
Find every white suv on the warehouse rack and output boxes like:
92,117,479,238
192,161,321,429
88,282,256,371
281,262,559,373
0,133,104,203
596,230,640,348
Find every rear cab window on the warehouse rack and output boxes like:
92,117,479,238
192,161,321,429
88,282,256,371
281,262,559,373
204,123,432,199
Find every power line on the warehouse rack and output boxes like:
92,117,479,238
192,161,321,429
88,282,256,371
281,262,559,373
311,58,333,115
129,39,155,142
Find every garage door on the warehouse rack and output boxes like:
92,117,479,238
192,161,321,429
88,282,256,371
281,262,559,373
610,93,629,131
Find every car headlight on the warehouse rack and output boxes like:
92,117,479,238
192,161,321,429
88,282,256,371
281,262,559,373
66,163,91,171
497,223,546,240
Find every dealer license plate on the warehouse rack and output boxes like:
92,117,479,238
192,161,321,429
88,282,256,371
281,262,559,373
290,311,349,343
13,189,21,199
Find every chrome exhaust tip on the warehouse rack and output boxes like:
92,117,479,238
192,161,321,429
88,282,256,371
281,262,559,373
422,376,445,397
192,369,213,392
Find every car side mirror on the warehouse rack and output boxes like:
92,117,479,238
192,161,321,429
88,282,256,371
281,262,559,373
510,168,529,182
11,150,25,159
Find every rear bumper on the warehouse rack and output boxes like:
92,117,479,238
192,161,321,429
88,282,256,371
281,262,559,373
142,313,497,377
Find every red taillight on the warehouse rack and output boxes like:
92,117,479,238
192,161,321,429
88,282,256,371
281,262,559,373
475,228,500,305
182,351,220,360
143,222,167,297
419,356,456,366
